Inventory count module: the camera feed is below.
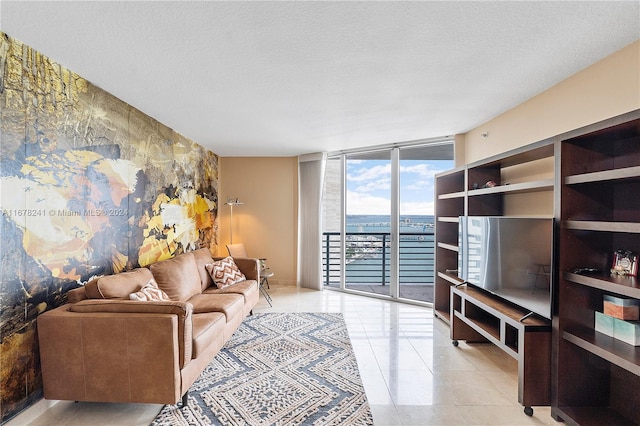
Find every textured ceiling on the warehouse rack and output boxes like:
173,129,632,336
1,1,638,156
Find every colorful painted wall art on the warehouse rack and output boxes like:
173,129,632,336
0,33,219,422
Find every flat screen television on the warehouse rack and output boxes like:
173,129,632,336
458,216,554,320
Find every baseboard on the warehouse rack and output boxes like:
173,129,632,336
4,398,60,426
270,279,296,287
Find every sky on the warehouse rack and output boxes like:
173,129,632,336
346,159,454,216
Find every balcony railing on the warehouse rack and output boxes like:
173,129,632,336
322,231,435,292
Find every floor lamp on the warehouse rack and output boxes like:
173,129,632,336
225,197,243,244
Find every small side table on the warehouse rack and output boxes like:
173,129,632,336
260,268,273,306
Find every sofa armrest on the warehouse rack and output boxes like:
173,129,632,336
69,299,193,368
70,298,192,315
214,257,259,281
37,301,192,404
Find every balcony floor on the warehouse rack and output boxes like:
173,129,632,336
326,283,434,303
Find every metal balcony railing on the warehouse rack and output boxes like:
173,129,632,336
322,231,435,288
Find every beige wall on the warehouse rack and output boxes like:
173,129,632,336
218,157,298,286
463,40,640,164
453,134,466,168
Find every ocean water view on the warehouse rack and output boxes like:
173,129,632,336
346,214,435,233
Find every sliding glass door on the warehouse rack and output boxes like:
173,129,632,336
398,146,453,303
321,140,453,305
344,150,393,296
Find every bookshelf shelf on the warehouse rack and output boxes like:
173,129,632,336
563,327,640,376
467,178,554,196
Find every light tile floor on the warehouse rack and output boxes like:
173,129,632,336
8,286,559,425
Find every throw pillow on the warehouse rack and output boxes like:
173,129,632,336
129,278,170,301
205,257,246,289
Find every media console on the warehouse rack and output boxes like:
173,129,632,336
450,284,551,416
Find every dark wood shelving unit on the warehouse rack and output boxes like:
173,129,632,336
434,166,466,323
451,285,551,412
466,139,555,220
434,137,556,417
553,110,640,425
435,109,640,423
434,140,556,324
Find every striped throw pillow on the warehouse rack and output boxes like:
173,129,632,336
129,278,170,301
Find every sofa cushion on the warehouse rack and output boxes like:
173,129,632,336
203,280,258,303
205,257,246,289
86,268,154,299
129,278,170,301
188,293,244,321
192,248,214,291
150,252,202,302
191,312,226,359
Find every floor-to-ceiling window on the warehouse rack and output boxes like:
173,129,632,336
345,150,393,297
398,145,454,303
321,139,454,305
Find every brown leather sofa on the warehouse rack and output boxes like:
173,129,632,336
36,248,259,406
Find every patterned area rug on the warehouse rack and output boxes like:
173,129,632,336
151,312,373,426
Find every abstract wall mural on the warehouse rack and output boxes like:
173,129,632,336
0,33,219,422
